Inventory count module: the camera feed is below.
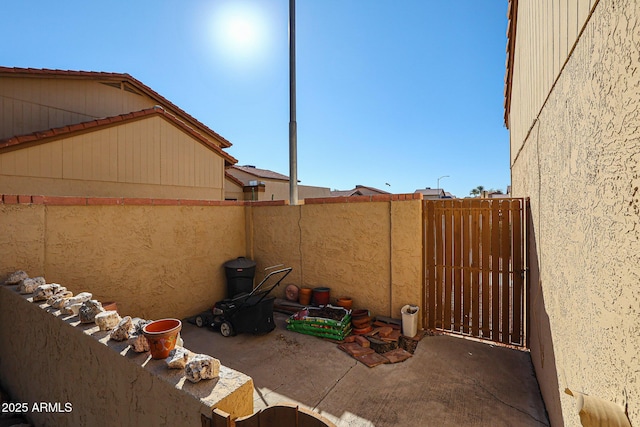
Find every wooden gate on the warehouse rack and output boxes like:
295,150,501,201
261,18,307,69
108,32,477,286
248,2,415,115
423,198,528,347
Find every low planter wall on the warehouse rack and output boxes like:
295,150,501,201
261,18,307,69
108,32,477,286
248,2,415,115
0,284,254,427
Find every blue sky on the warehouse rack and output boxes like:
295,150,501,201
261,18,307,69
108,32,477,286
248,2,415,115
2,1,509,198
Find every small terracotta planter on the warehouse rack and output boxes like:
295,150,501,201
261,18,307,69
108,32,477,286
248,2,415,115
352,309,369,319
143,318,182,359
336,297,353,311
299,288,312,306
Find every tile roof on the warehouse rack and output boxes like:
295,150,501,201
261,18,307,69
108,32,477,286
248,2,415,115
330,185,390,197
230,165,290,181
0,66,232,148
504,0,518,128
414,188,444,197
0,106,237,165
330,189,359,197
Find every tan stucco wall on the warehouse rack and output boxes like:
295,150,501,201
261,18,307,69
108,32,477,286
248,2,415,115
0,285,253,426
0,204,246,320
1,195,423,331
0,204,45,277
0,116,226,200
248,200,423,320
510,0,640,425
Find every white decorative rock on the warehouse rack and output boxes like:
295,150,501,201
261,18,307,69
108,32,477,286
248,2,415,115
19,277,46,294
79,300,104,323
110,316,132,341
95,310,121,331
128,334,150,353
33,283,62,301
166,347,191,369
185,354,220,383
63,303,83,316
62,292,92,311
5,270,29,285
46,291,73,307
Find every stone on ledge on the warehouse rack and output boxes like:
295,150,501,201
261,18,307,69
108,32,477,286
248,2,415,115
95,310,121,331
61,292,92,314
47,291,73,308
128,334,150,353
110,316,132,341
4,270,29,285
79,300,105,323
166,346,191,369
185,354,220,383
19,277,46,294
33,283,62,301
127,318,151,352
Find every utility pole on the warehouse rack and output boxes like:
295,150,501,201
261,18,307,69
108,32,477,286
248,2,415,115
289,0,298,205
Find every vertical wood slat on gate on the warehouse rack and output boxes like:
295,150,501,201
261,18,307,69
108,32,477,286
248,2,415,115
423,198,527,347
511,199,524,345
453,202,462,332
500,201,512,344
490,201,501,342
443,201,453,331
435,202,444,328
425,201,436,330
470,201,480,337
481,201,491,339
462,203,471,334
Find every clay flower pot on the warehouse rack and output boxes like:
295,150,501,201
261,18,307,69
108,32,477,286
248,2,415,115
336,297,353,311
142,318,182,359
299,288,312,306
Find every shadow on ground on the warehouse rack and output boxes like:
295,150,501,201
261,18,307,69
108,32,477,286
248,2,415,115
181,312,549,427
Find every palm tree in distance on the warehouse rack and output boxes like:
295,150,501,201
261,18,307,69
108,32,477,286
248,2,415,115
469,185,485,196
469,186,504,197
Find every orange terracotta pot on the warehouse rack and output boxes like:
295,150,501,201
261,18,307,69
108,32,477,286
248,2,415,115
299,288,312,306
336,297,353,311
143,318,182,359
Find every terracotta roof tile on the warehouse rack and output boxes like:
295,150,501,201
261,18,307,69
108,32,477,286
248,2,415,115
0,66,232,148
0,106,237,165
230,165,290,181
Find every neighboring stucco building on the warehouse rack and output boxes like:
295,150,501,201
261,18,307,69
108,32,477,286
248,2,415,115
0,67,236,200
225,165,330,201
506,1,639,425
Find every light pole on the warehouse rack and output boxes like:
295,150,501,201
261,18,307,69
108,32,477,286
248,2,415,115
288,0,298,205
437,175,449,198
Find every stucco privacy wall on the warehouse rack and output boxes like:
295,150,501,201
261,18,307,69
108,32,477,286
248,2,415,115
0,201,246,320
510,0,640,425
247,197,423,321
0,284,253,426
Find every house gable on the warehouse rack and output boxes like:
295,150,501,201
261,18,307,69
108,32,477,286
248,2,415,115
0,108,236,200
0,67,232,149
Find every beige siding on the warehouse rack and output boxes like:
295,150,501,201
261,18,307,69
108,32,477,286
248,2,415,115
0,78,154,139
509,0,596,165
0,116,225,199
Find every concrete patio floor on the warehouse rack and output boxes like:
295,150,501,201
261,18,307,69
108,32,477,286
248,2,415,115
181,312,549,427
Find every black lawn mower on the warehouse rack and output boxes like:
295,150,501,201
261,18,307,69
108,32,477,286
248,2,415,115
194,266,292,337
